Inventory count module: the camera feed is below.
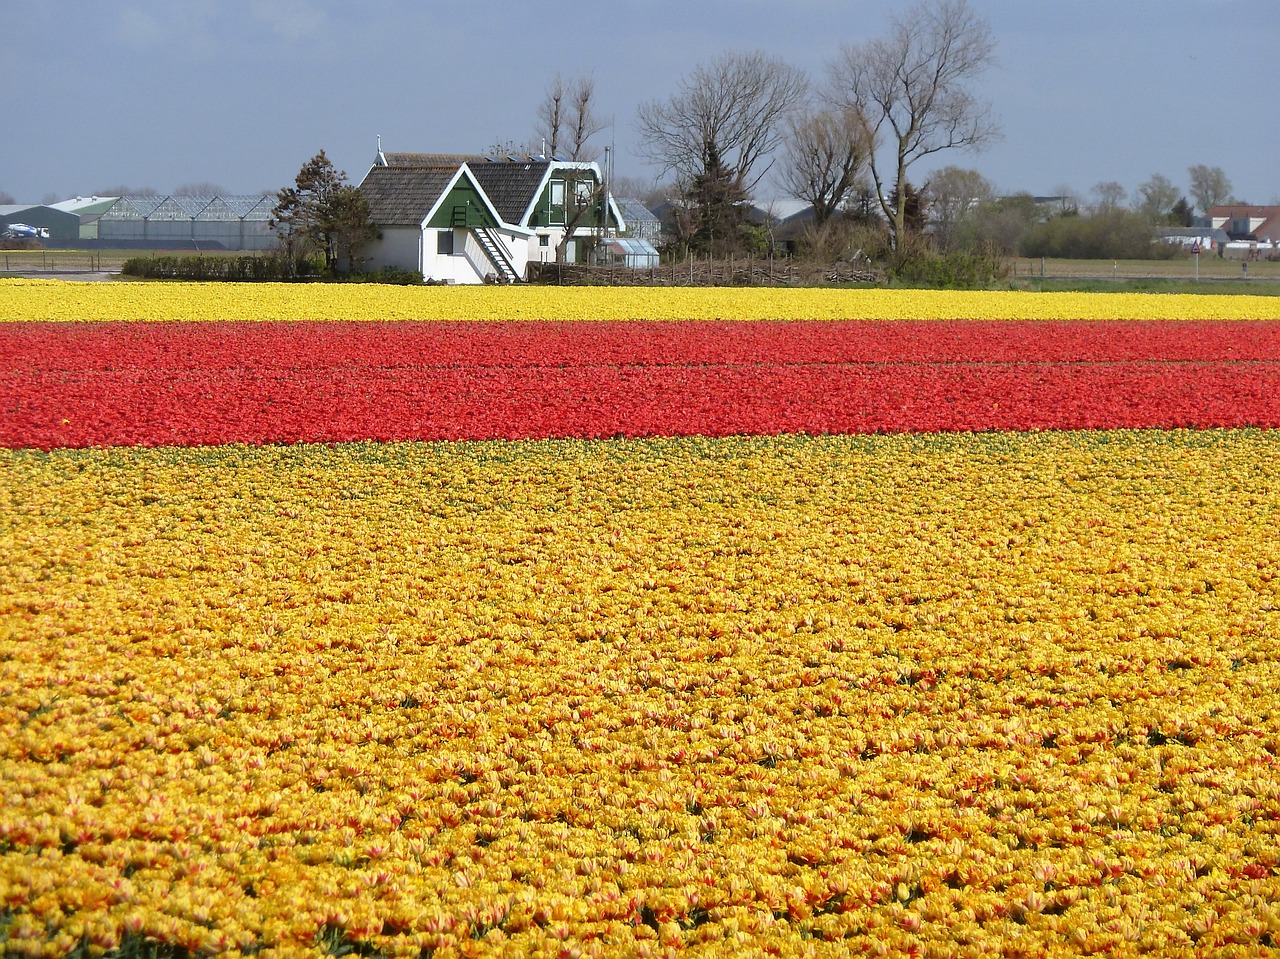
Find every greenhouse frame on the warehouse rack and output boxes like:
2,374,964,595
96,195,278,250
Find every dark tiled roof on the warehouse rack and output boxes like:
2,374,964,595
382,152,551,166
359,165,458,226
467,163,551,223
381,153,473,167
379,153,555,224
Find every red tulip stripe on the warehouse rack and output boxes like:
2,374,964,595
3,319,1278,449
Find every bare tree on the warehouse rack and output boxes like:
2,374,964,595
1187,164,1233,215
926,165,992,250
1091,181,1127,213
777,108,868,226
826,0,998,248
552,173,611,263
174,182,227,195
95,185,159,197
537,74,605,161
1047,184,1081,217
609,174,664,207
636,49,809,197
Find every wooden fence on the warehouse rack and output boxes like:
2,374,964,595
527,256,882,287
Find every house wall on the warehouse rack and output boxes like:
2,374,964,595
531,233,578,264
528,234,554,264
420,228,492,284
363,226,422,273
406,227,533,284
427,183,499,229
493,228,531,279
527,174,616,230
460,231,494,281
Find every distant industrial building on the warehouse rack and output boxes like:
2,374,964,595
2,194,279,250
95,195,277,250
0,202,90,245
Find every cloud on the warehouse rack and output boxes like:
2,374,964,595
114,6,169,47
248,0,332,43
112,2,222,55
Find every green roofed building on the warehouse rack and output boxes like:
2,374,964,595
358,150,625,283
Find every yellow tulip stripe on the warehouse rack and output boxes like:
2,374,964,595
2,278,1280,323
3,430,1279,957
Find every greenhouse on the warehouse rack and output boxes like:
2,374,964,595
96,195,277,250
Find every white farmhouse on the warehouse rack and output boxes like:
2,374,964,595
358,152,624,283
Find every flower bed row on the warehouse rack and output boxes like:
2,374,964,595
4,319,1279,449
3,432,1279,956
3,278,1280,323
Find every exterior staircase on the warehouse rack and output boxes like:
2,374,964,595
472,226,522,283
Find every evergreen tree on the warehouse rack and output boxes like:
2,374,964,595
271,150,376,273
1169,196,1194,228
682,142,749,256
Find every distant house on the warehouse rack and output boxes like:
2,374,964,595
358,151,625,283
1208,205,1280,242
1157,226,1231,252
1206,205,1280,258
772,205,818,255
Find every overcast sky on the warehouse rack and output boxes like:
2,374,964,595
3,1,1277,207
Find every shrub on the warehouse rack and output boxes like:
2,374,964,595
1020,211,1180,260
345,266,424,285
885,245,1005,289
121,253,321,281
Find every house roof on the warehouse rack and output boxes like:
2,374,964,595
364,150,626,234
360,164,460,226
616,197,659,225
1207,204,1280,241
373,153,551,223
1207,204,1280,218
469,163,554,223
371,152,610,227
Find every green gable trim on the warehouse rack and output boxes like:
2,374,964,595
426,177,499,229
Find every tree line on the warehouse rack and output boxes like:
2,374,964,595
626,1,1245,268
266,0,1249,279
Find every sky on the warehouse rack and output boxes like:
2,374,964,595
3,0,1277,208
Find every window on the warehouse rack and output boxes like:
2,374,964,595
437,230,454,255
539,235,550,247
548,180,566,225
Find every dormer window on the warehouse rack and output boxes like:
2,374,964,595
548,180,566,225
